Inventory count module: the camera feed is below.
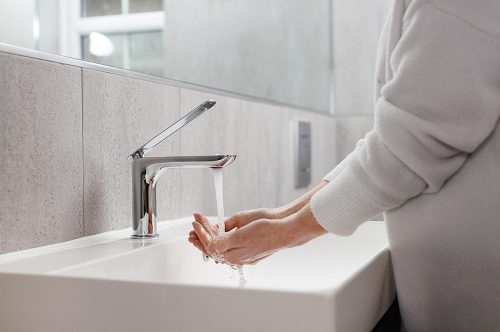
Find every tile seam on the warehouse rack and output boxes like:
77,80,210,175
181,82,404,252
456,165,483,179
81,68,85,237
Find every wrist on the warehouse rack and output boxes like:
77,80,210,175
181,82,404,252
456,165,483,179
274,181,329,220
272,205,298,219
263,207,288,219
279,205,327,248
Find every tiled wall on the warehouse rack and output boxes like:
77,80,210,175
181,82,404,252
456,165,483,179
0,52,343,254
0,52,83,253
81,69,182,235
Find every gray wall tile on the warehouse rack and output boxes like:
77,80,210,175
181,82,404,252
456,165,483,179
82,69,181,235
1,52,342,252
178,88,281,217
178,88,338,218
0,53,83,254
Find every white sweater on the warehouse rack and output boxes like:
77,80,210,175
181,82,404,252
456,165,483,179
310,0,500,331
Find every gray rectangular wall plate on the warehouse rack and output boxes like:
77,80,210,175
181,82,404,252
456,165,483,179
295,121,312,188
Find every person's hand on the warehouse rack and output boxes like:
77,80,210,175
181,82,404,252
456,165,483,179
188,181,329,255
187,208,281,255
191,205,327,265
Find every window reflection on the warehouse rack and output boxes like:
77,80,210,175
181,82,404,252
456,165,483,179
81,31,164,76
129,31,164,76
82,33,123,68
79,0,165,76
81,0,163,17
129,0,163,14
81,0,121,17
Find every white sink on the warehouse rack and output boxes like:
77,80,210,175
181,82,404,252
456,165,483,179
0,218,395,332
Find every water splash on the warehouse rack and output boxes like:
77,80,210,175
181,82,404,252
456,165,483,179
212,168,247,287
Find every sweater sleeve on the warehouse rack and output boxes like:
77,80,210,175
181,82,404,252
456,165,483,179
311,3,500,235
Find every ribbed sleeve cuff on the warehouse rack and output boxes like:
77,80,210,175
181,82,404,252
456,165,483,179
311,167,385,236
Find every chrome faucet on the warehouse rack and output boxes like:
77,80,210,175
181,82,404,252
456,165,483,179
128,100,236,239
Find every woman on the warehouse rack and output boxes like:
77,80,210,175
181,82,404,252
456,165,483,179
189,0,500,330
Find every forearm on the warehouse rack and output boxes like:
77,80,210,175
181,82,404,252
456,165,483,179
274,181,328,218
277,203,328,250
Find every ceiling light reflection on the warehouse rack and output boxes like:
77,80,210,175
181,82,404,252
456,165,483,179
89,32,114,57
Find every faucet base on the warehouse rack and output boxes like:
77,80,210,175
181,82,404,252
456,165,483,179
130,234,160,240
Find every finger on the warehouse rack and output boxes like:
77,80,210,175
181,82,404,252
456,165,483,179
189,231,198,240
194,212,214,235
224,214,243,232
192,222,212,253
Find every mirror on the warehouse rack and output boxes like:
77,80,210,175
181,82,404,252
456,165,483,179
0,0,332,113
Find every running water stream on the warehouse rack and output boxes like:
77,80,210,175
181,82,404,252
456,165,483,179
212,168,247,287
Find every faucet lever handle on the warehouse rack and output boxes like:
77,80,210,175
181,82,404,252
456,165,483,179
129,100,216,160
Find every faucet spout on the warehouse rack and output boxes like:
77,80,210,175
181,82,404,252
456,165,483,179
131,154,236,239
129,100,216,160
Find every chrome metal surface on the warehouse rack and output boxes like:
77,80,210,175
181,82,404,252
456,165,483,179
129,100,216,160
131,155,236,239
129,99,236,238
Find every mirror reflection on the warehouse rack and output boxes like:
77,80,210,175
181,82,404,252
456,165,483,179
0,0,332,112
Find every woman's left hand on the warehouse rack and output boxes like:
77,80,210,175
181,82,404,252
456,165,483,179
191,204,327,265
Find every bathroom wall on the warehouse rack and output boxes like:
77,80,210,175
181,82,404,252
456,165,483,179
0,52,83,253
332,0,391,162
333,0,391,116
0,0,35,50
163,0,332,113
0,50,337,254
0,0,390,254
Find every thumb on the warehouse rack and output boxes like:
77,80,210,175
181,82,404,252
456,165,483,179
224,214,244,232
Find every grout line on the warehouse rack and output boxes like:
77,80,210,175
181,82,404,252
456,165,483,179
81,68,85,237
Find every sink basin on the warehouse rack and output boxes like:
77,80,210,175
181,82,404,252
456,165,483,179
0,218,395,332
